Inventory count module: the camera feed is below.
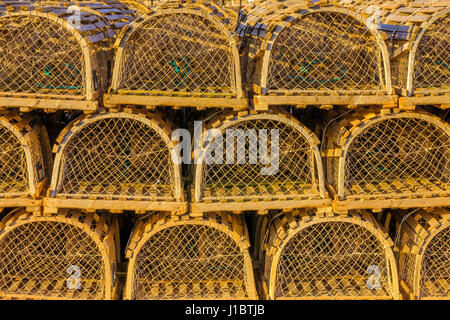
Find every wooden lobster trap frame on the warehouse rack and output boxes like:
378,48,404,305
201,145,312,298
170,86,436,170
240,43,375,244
104,1,247,110
255,209,400,300
0,111,51,211
45,109,187,214
0,4,114,112
124,212,258,300
340,0,450,109
400,7,450,109
191,108,330,214
323,107,450,211
397,207,449,300
0,209,119,300
238,1,396,110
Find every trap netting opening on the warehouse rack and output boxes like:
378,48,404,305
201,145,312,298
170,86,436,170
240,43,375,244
265,212,398,299
266,11,386,94
342,115,450,198
399,208,450,299
412,12,450,93
0,125,29,196
196,112,323,202
52,113,178,201
127,214,256,299
0,211,116,300
0,13,86,96
116,11,235,94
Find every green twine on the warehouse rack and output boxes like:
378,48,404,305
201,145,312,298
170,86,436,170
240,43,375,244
169,58,191,87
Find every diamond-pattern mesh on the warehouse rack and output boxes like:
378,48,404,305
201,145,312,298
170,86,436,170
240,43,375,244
267,12,384,93
133,224,250,299
0,126,29,196
344,117,450,196
414,14,449,92
56,117,175,199
117,13,234,93
275,222,393,298
0,15,85,95
0,221,106,299
202,119,319,199
420,226,450,298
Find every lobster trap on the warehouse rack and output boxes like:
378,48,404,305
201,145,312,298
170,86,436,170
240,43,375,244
191,108,329,214
125,212,258,300
323,107,450,211
0,4,114,111
45,110,186,214
397,208,449,300
0,111,51,210
0,209,119,300
256,209,400,300
238,1,395,110
105,0,247,110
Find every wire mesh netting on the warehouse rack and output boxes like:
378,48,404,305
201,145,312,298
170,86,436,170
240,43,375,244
266,11,385,93
420,226,450,298
0,126,29,196
413,13,450,92
200,116,320,200
131,223,252,299
55,116,175,200
0,14,86,95
343,116,450,197
273,221,394,299
0,217,107,299
117,12,234,93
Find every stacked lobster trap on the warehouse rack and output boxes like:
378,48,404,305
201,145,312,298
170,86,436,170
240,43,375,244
0,2,116,111
104,0,247,109
124,212,257,299
191,107,330,214
44,109,187,214
0,209,119,299
0,110,52,212
252,209,400,300
0,0,137,300
236,0,397,110
0,0,448,301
